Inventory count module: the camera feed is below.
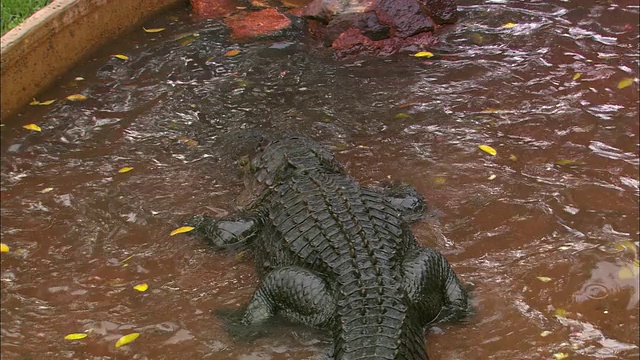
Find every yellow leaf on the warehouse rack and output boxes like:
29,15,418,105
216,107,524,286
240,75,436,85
40,187,54,193
555,159,584,166
170,226,195,236
143,27,166,33
502,22,517,28
413,51,434,58
113,54,129,60
487,174,496,180
66,94,87,101
553,353,569,360
179,37,195,46
572,73,581,81
64,333,88,340
115,332,140,348
23,124,42,132
133,283,148,292
29,99,56,106
618,264,639,280
478,145,497,156
554,308,567,318
537,276,552,282
540,330,552,337
0,243,9,253
433,176,446,185
509,154,518,161
617,77,634,89
118,167,134,174
394,112,410,119
225,49,241,57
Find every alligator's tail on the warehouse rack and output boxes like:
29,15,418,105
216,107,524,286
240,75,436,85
332,303,427,360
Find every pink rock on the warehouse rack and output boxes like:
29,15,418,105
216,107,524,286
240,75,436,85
225,8,293,40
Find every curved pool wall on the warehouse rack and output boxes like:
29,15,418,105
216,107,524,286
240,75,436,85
0,0,186,121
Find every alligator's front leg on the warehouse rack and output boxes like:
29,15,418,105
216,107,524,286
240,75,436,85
186,214,259,248
402,248,470,326
243,266,336,328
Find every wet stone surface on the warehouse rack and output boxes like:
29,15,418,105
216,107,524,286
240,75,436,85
1,1,639,359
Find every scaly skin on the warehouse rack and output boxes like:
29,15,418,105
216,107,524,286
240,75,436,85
188,137,469,359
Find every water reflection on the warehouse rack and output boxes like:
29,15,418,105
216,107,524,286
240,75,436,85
1,0,638,359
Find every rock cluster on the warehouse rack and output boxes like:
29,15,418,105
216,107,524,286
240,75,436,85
190,0,457,56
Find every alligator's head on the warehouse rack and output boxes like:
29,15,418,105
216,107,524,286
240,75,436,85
247,137,345,186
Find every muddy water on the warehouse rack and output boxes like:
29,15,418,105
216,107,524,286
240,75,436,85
1,0,638,359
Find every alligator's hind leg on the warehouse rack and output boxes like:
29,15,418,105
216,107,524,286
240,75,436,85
375,182,426,222
243,266,335,328
402,248,470,326
186,214,259,248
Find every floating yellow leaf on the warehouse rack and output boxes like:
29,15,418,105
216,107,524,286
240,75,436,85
617,77,634,89
554,308,567,318
29,99,56,106
572,73,581,81
66,94,87,101
478,145,497,156
133,283,148,292
618,264,639,280
113,54,129,61
502,22,517,28
537,276,552,282
487,174,496,180
23,124,42,132
0,243,9,253
64,333,88,340
555,159,584,166
394,113,410,119
553,353,569,360
118,167,134,174
115,332,140,348
509,154,518,161
413,51,434,58
170,226,195,236
40,187,54,193
143,27,166,33
540,330,552,337
433,176,446,185
225,49,241,57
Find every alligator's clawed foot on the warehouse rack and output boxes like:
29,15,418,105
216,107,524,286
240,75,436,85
183,214,258,249
214,308,273,342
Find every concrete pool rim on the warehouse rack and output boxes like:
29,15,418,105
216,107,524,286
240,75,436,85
0,0,186,121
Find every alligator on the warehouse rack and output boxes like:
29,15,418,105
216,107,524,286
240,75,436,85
187,137,470,359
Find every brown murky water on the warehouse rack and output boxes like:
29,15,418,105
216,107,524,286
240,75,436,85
1,0,638,359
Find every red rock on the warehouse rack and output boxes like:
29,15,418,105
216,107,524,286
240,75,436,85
191,0,240,19
225,8,293,40
332,28,436,57
373,0,435,38
324,11,390,46
417,0,458,24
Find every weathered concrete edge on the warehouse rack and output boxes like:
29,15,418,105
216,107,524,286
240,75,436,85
0,0,187,121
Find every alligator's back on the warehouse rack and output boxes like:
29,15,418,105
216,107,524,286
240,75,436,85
190,137,470,359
